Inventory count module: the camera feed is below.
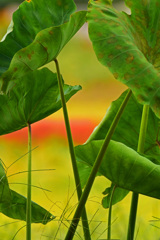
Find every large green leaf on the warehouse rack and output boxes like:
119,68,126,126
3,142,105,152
84,90,160,207
87,90,160,164
0,1,86,93
87,0,160,118
0,160,54,223
0,0,76,75
75,140,160,199
0,68,81,135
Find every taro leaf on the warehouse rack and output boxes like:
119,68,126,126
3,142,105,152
0,67,81,135
0,0,76,75
87,90,160,164
87,0,160,119
102,183,129,208
1,190,54,224
0,160,54,223
85,90,160,207
0,7,86,93
75,140,160,199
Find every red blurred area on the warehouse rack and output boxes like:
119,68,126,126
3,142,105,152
1,119,97,144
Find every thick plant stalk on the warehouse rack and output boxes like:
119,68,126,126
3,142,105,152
107,184,116,240
26,123,32,240
54,59,91,240
127,104,150,240
65,89,132,240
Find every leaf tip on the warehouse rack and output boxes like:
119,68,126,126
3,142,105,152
42,213,56,225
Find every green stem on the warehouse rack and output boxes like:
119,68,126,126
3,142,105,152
26,123,32,240
127,104,150,240
65,89,132,240
107,184,116,240
54,59,91,240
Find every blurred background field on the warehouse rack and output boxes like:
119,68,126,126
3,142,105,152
0,1,160,239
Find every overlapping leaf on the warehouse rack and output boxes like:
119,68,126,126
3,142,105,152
0,160,54,223
87,0,160,118
0,0,86,93
0,68,81,135
78,90,160,207
87,90,160,164
0,0,76,75
75,139,160,199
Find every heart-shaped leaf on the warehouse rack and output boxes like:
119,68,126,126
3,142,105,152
87,0,160,118
0,0,76,75
75,140,160,199
0,160,54,223
0,67,81,135
0,0,86,93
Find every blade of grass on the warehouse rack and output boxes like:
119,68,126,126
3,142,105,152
26,123,32,240
8,146,38,170
65,89,132,240
54,59,91,240
7,169,55,178
8,182,51,192
12,225,26,240
127,104,150,240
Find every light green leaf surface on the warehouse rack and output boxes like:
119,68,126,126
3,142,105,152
87,0,160,118
0,160,54,223
88,90,160,164
75,140,160,199
77,161,101,189
84,90,160,207
0,68,81,135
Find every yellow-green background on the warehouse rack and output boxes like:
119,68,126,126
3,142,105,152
0,4,160,240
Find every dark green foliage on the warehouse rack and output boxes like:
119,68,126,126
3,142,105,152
0,68,81,135
87,0,160,119
77,90,160,206
0,0,86,93
88,90,160,164
0,160,54,223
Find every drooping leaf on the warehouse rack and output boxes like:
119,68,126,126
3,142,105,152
0,0,76,75
0,160,54,223
0,68,81,135
0,1,86,93
75,140,160,199
87,90,160,164
1,190,55,224
84,90,160,206
87,0,160,118
102,183,129,208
